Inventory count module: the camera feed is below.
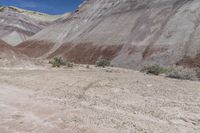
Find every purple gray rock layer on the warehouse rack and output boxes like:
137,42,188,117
0,6,59,46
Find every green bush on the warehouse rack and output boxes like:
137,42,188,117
142,65,167,75
95,59,111,68
49,57,66,68
166,67,198,81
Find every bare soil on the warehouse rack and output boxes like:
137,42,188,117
0,65,200,133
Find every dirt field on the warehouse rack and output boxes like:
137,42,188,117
0,65,200,133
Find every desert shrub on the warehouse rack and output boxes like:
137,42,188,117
67,62,74,68
95,59,111,68
49,57,66,68
86,65,90,69
142,65,167,75
195,68,200,79
166,67,198,81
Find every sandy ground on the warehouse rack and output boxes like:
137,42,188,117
0,65,200,133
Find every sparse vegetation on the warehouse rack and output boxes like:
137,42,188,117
142,65,168,75
142,65,200,81
49,57,66,67
166,67,198,81
95,59,111,68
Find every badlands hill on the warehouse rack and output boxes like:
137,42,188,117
0,6,59,46
17,0,200,69
0,39,32,68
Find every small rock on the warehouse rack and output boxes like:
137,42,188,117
146,84,153,87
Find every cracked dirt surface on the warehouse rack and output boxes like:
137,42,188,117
0,66,200,133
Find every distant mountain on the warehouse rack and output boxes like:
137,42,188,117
0,6,60,46
17,0,200,69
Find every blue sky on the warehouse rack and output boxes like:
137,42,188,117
0,0,85,14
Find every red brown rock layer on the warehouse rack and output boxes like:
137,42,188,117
0,40,19,53
177,54,200,68
16,40,54,58
48,43,123,64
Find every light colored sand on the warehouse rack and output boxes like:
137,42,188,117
0,66,200,133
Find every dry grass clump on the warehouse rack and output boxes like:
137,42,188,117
166,67,198,81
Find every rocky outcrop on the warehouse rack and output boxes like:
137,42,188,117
17,0,200,69
0,6,59,46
